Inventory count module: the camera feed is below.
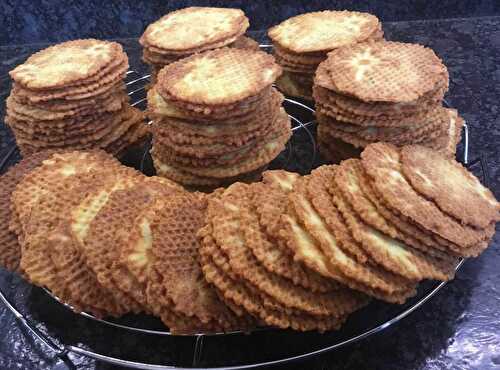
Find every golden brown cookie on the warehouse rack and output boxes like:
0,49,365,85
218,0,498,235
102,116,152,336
157,48,281,106
268,11,381,54
360,143,494,254
140,7,249,53
316,40,448,103
401,145,499,229
10,39,124,90
0,151,54,272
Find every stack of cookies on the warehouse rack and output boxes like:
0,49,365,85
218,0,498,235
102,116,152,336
314,40,464,162
147,47,292,189
140,7,258,86
268,11,383,100
5,39,147,157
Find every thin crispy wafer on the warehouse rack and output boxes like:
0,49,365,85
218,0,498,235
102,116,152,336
147,193,247,332
421,108,464,158
46,222,128,317
307,165,368,264
71,167,146,313
361,143,494,254
356,164,454,255
115,178,185,287
268,11,381,54
10,39,124,89
0,151,54,271
146,265,225,334
401,145,499,228
13,152,132,316
317,40,448,103
11,151,118,238
140,7,248,52
157,48,281,106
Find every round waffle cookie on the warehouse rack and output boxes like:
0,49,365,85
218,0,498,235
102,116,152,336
317,40,448,103
156,48,281,107
400,145,500,229
146,193,251,333
9,39,123,90
140,7,249,54
268,11,381,54
360,143,495,256
268,11,382,101
79,175,169,313
0,151,54,272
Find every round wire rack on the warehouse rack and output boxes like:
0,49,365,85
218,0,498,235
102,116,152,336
0,45,484,370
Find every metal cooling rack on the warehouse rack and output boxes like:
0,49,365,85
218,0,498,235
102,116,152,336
0,46,485,369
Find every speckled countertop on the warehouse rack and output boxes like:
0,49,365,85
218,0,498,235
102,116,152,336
0,16,499,370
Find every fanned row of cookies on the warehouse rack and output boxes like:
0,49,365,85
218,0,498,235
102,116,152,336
200,143,498,330
5,39,147,157
268,11,383,100
314,40,463,161
147,47,292,189
1,145,498,333
3,150,253,334
140,7,258,85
